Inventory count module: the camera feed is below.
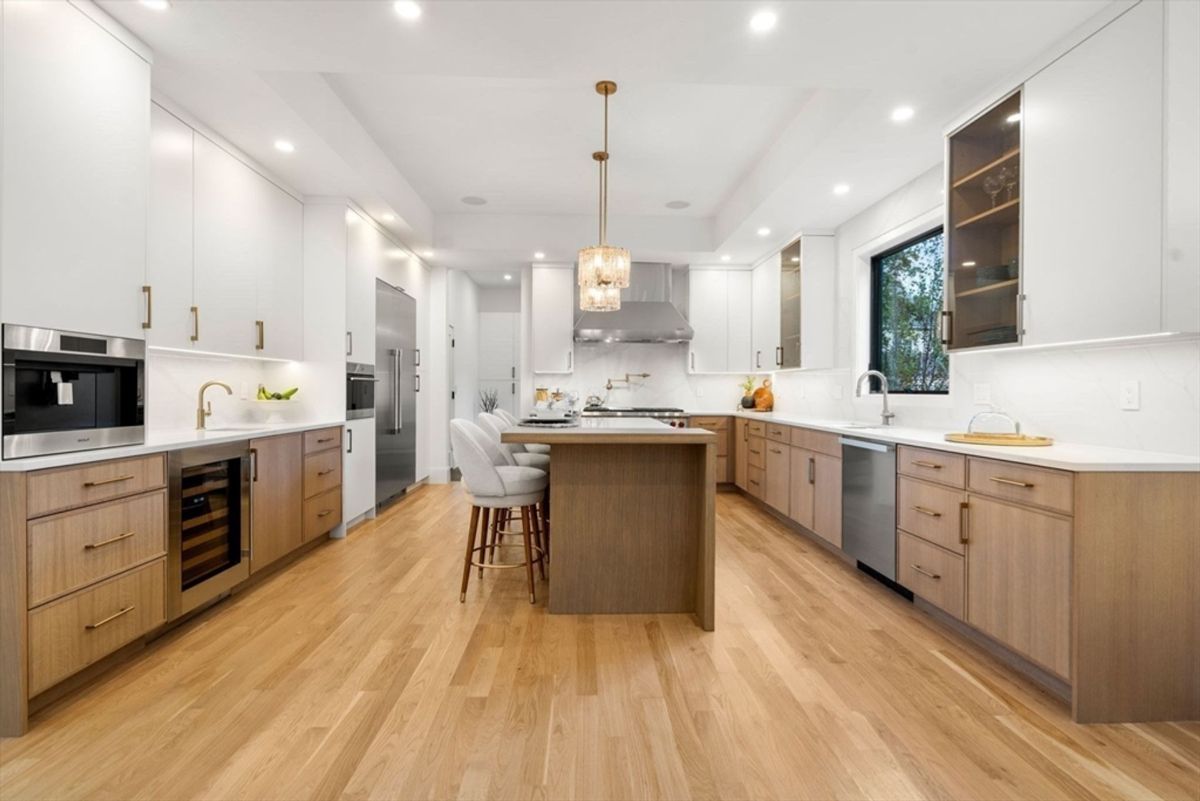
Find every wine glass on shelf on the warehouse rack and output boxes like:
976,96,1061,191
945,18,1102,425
982,173,1004,208
1002,164,1019,201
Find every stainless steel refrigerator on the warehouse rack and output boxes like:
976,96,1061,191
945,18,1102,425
376,279,418,507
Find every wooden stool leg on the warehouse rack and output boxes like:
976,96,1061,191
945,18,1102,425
530,503,547,580
460,505,480,602
520,505,536,604
477,507,491,578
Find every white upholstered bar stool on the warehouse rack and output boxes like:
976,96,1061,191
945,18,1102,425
478,412,551,559
496,408,550,455
450,419,547,603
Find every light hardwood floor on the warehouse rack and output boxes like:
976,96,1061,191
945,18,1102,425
1,483,1196,800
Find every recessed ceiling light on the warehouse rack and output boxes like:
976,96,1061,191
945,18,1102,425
461,195,487,206
833,183,850,195
393,1,421,20
749,10,777,33
962,260,977,267
503,274,513,281
790,256,801,263
534,251,545,260
720,254,732,262
273,139,295,154
1006,112,1022,124
665,200,691,210
891,106,915,123
140,0,170,10
381,213,395,223
756,227,771,237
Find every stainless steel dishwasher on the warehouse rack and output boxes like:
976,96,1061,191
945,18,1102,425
840,437,897,580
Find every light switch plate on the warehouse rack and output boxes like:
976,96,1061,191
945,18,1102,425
973,383,992,405
1119,380,1140,411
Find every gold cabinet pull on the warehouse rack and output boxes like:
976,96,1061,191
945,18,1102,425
142,285,152,330
190,305,200,342
749,448,761,456
808,456,815,485
317,437,335,444
769,447,783,454
912,505,942,518
85,605,135,630
317,468,335,477
910,564,941,580
959,501,969,544
83,474,134,488
84,531,135,550
913,460,942,469
317,509,333,518
749,479,760,487
255,320,265,351
990,476,1034,488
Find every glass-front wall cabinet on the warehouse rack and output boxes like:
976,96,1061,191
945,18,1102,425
945,90,1022,350
779,238,802,368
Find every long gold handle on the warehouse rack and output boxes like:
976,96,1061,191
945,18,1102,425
317,509,333,518
317,437,335,444
83,474,134,488
85,605,135,630
912,505,942,518
84,531,135,550
250,447,259,482
142,285,152,330
910,564,941,580
255,320,264,351
191,305,200,342
990,476,1034,488
318,468,335,476
959,501,969,544
912,460,942,469
808,457,815,485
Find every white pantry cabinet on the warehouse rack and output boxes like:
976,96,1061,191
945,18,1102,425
798,235,836,370
343,417,376,524
479,312,520,416
254,180,303,360
752,255,781,370
531,265,575,373
1022,0,1165,346
1164,0,1200,333
0,1,150,339
345,210,379,364
688,269,753,373
146,105,196,350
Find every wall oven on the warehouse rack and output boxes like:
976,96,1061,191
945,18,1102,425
346,362,376,420
167,441,251,620
2,324,145,459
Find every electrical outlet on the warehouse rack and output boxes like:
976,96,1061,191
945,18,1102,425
973,383,992,405
1119,380,1141,411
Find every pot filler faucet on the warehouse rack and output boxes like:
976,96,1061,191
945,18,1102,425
605,372,651,391
855,370,896,427
196,380,233,430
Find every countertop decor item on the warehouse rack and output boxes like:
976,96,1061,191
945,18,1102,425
256,385,298,401
946,408,1052,445
739,376,756,408
752,377,774,411
577,80,630,312
479,388,499,413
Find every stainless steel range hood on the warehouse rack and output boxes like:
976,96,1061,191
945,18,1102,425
574,263,694,343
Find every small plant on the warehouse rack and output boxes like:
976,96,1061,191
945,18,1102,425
479,388,500,413
740,376,756,394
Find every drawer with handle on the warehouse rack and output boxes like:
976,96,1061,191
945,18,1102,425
747,437,766,469
690,416,729,430
303,449,343,499
28,490,167,608
303,427,343,455
746,465,765,499
897,477,966,555
898,531,964,620
897,446,965,489
28,559,165,696
967,458,1074,515
747,420,765,437
303,486,342,542
790,427,842,458
26,454,166,519
766,423,790,444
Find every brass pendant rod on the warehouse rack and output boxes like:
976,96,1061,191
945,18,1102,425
601,89,609,246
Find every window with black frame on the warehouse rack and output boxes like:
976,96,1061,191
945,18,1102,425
870,228,949,394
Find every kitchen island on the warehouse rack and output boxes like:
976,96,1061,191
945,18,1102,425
503,419,717,630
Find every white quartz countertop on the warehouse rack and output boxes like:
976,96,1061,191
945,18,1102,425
686,409,1199,472
504,417,716,444
0,420,345,472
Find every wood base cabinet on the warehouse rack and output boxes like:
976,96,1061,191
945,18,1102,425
249,434,303,574
733,418,749,490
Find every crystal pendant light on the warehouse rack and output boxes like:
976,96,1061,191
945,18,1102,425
578,80,631,311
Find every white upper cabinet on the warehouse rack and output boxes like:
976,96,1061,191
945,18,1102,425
1022,0,1166,345
1164,0,1200,333
1,1,149,339
345,210,378,364
798,235,836,370
752,255,781,369
147,105,196,350
254,181,303,361
688,268,754,373
531,265,575,373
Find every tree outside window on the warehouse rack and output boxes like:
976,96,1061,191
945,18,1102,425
870,229,949,394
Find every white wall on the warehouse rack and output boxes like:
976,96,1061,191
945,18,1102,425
448,269,480,422
479,286,520,313
767,165,1200,457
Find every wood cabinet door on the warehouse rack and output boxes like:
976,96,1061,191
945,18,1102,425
811,451,842,548
531,265,574,373
788,447,814,529
734,418,749,490
764,442,790,515
250,434,303,574
966,495,1071,678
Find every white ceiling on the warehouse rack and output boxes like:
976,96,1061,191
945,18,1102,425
100,0,1111,272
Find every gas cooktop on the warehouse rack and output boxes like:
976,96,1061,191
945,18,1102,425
580,406,687,419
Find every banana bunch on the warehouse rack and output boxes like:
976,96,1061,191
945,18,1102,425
257,385,299,401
